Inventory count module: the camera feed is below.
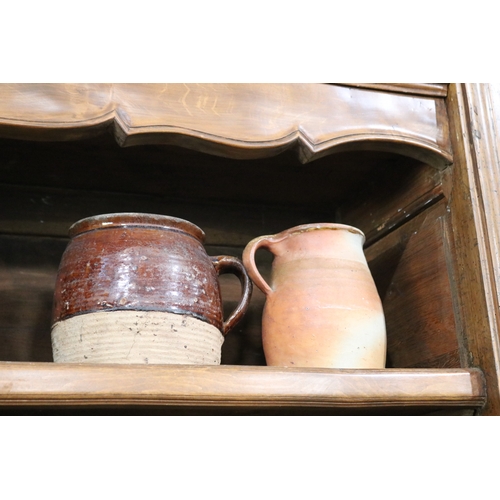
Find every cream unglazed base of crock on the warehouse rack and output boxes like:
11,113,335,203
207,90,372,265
51,310,224,364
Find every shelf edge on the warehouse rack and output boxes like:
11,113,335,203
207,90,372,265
0,363,486,409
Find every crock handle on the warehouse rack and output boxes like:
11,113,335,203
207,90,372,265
211,255,253,335
242,235,274,296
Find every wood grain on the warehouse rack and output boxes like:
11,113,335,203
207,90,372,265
445,84,500,415
0,235,62,362
338,158,444,245
366,201,460,368
339,83,448,97
0,363,485,411
5,82,500,415
0,182,332,245
0,84,452,167
0,135,399,209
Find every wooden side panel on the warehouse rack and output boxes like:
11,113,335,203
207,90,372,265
366,201,460,368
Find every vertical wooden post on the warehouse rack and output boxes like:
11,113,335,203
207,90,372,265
446,83,500,414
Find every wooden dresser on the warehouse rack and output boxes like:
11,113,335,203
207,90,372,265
0,83,498,415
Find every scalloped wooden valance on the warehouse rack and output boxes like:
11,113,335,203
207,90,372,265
0,83,452,167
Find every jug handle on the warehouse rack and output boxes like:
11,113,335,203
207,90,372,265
242,235,275,296
211,255,253,335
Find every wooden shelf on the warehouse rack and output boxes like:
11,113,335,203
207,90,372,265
0,363,486,415
1,83,498,414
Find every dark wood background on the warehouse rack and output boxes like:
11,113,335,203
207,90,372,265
0,132,461,370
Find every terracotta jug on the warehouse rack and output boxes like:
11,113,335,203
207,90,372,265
51,213,252,365
242,223,386,369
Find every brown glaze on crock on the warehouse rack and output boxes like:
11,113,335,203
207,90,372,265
52,213,252,334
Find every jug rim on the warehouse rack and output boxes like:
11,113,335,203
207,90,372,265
279,222,365,241
68,212,206,241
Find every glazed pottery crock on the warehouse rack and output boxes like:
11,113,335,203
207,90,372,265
242,223,386,369
51,213,252,364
